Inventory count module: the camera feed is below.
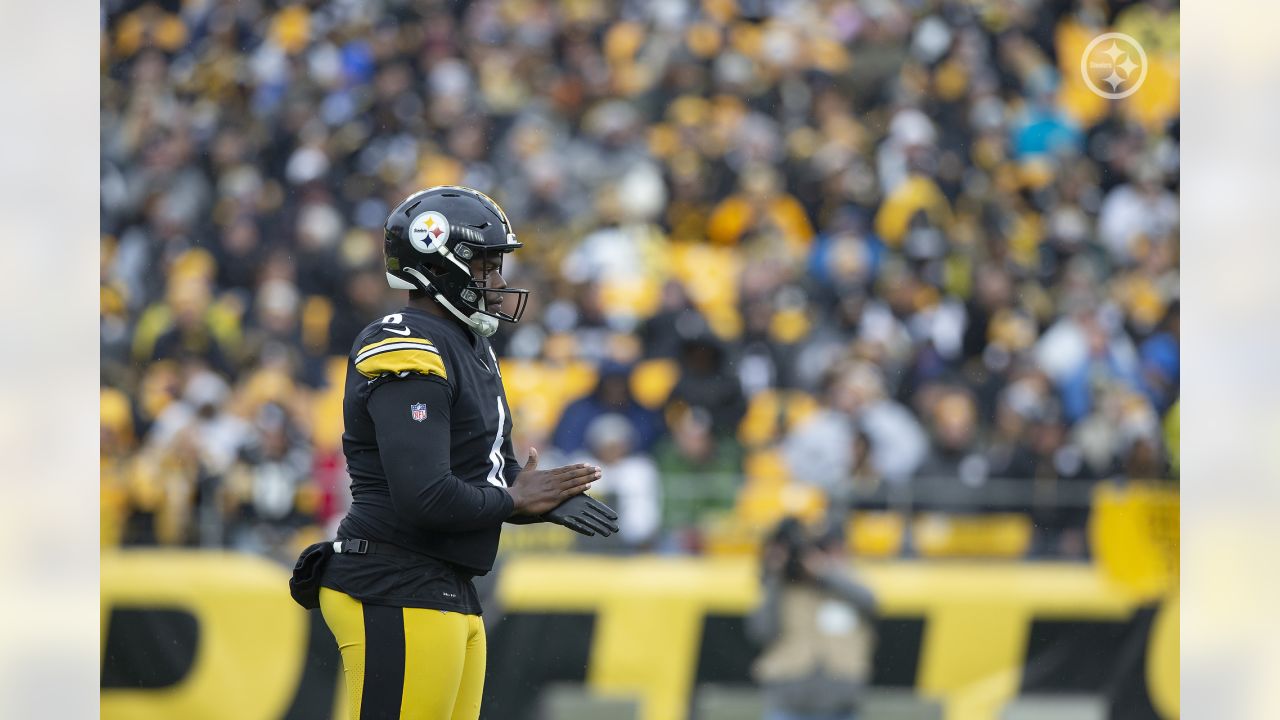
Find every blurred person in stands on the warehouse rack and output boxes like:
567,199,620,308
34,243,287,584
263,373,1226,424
960,263,1016,363
667,329,748,437
578,414,662,551
985,374,1062,481
843,362,928,488
239,277,304,370
796,207,882,390
143,368,251,546
639,279,706,359
144,275,237,377
328,264,396,357
552,360,664,455
145,369,249,484
560,176,670,328
749,518,877,720
225,402,315,560
707,162,815,254
213,217,264,295
916,386,990,498
1098,161,1178,264
1035,299,1143,424
293,199,348,299
784,367,860,508
101,387,137,548
564,280,617,363
654,406,742,551
1139,300,1179,413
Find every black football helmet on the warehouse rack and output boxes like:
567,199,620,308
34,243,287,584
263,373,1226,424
384,186,529,337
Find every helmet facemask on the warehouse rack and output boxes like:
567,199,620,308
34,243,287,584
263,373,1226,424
455,243,530,326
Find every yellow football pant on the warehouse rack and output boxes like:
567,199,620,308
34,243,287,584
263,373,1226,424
319,587,487,720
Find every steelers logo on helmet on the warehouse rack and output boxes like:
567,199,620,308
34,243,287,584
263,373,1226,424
408,211,451,255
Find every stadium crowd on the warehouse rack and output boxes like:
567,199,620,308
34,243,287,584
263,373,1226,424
100,0,1179,561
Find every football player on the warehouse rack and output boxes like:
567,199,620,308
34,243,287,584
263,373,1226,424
318,186,619,719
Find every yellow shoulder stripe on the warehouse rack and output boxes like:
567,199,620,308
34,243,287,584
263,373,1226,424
356,348,448,380
355,335,434,359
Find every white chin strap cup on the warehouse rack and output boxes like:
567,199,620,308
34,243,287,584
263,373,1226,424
467,312,500,337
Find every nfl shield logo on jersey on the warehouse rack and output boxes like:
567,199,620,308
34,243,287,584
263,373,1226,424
410,403,428,422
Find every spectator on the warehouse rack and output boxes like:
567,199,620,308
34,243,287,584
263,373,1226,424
667,332,748,438
552,362,665,456
784,370,860,497
1139,301,1180,413
577,414,662,551
707,163,816,255
917,387,990,490
638,280,706,360
749,518,877,720
145,369,249,481
224,402,316,560
327,265,396,357
145,278,237,377
846,363,929,487
1098,162,1179,263
1035,302,1144,424
654,407,742,548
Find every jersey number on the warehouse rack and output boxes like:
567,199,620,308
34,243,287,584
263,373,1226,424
380,313,412,335
486,398,508,487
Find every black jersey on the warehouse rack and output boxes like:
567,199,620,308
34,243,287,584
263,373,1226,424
323,306,522,611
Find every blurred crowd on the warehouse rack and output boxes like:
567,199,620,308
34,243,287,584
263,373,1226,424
100,0,1179,561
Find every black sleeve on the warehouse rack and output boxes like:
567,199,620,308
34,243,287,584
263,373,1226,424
368,376,515,532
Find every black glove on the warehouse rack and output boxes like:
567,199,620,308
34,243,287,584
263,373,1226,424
544,493,619,537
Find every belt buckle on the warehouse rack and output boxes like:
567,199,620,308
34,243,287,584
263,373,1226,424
336,539,369,554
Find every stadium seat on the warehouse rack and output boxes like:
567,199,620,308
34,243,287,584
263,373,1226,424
539,683,638,720
599,275,661,320
300,295,332,352
630,358,679,409
694,684,763,720
734,478,827,529
1000,694,1106,720
848,511,906,558
702,461,827,557
860,690,945,720
311,356,349,452
742,448,792,486
499,360,599,438
694,685,943,720
738,390,819,448
912,513,1033,559
1088,481,1179,599
667,242,743,338
700,517,764,557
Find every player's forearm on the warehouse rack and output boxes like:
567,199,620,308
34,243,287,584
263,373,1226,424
388,471,514,531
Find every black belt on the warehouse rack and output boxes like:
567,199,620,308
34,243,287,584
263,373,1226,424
332,538,475,577
333,538,418,560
